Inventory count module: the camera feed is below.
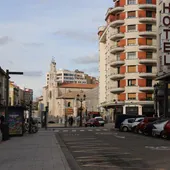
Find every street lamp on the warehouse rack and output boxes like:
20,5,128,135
77,94,86,127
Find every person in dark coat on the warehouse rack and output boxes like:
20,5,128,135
0,115,5,141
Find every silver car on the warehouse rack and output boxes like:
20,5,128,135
120,118,135,132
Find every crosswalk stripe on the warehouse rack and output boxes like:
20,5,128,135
96,129,100,131
55,130,59,132
88,129,92,131
63,130,68,132
80,130,84,132
103,129,108,131
72,130,76,132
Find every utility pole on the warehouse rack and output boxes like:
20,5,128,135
28,101,32,133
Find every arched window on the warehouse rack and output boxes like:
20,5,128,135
68,102,71,107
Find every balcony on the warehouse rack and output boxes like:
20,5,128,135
139,44,157,51
110,45,124,54
139,98,154,105
139,4,156,10
139,58,157,65
139,87,154,92
110,87,125,93
110,6,124,14
139,72,156,78
139,17,156,23
139,31,156,37
110,32,124,41
110,19,124,27
110,60,125,67
110,73,125,80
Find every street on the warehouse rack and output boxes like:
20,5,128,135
55,127,170,170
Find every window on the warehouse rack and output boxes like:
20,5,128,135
146,38,152,45
146,52,152,59
117,53,120,60
128,93,136,100
146,11,152,17
146,93,152,100
68,102,71,107
118,80,120,87
127,11,136,18
127,25,136,32
146,66,152,73
146,24,152,31
127,38,136,46
128,0,136,4
127,52,136,59
128,66,136,73
128,79,136,86
146,79,152,87
146,0,152,4
117,67,120,74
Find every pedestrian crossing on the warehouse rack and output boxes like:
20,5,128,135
54,128,109,133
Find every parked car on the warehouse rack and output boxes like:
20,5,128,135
130,117,145,132
85,118,100,127
135,117,157,133
120,118,135,132
151,119,169,137
161,120,170,139
94,117,105,126
143,118,169,136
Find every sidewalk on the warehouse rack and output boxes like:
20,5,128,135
0,130,71,170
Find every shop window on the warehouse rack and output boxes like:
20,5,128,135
128,79,136,86
128,66,136,73
127,38,136,46
128,93,136,100
127,11,136,18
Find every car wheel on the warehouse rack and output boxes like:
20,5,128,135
161,131,168,139
152,131,156,137
122,126,128,132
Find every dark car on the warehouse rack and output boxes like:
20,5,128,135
143,118,169,136
85,118,100,127
135,117,157,133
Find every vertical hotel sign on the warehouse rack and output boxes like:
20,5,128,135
162,1,170,67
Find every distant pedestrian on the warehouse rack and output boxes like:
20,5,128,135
0,115,5,141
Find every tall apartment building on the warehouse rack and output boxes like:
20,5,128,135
98,0,157,116
46,59,97,85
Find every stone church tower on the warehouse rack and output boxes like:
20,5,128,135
48,58,59,117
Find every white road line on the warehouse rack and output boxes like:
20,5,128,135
72,130,76,132
114,135,125,139
80,130,84,132
103,129,108,131
63,130,68,132
88,129,92,131
96,129,100,131
54,130,59,132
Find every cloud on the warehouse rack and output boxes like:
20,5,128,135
54,30,97,42
22,42,44,47
73,54,98,64
0,36,12,45
82,66,99,76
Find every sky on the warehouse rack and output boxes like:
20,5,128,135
0,0,113,98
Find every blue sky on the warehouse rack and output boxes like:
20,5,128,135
0,0,113,98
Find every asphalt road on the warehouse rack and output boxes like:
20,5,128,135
55,127,170,170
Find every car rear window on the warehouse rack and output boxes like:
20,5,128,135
96,118,103,121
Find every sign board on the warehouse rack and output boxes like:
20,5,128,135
158,1,170,73
65,107,73,115
8,106,24,136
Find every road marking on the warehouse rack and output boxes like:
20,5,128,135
54,130,59,132
114,135,125,139
145,146,170,151
80,129,84,132
72,130,76,132
63,130,68,132
96,129,100,131
88,129,92,131
103,129,108,131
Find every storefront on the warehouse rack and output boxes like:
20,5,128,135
142,106,154,117
126,107,138,115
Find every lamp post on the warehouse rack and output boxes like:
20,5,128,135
77,94,86,127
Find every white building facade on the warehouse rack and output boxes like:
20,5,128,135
98,0,157,117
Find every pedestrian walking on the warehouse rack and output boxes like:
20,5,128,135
0,115,5,141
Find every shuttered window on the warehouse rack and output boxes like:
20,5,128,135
127,38,136,45
127,25,136,32
127,52,136,59
128,93,136,100
146,38,152,45
128,66,136,73
128,11,136,18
